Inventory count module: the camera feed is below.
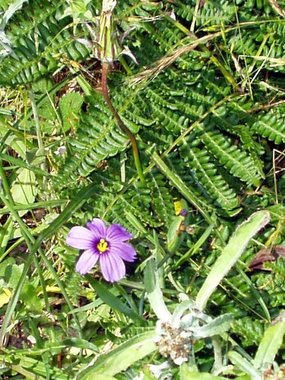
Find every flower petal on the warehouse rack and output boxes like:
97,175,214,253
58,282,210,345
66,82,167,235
106,224,133,242
111,242,137,262
66,226,94,249
99,251,126,282
87,218,107,238
76,249,99,275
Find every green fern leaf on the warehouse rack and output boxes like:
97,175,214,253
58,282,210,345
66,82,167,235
199,127,261,187
148,172,174,228
251,111,285,144
180,143,240,214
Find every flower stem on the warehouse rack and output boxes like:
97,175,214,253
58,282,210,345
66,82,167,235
101,63,145,184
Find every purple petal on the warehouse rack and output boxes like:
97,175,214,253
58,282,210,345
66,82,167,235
99,251,126,282
76,249,99,275
66,226,94,249
106,224,133,242
111,242,137,262
87,218,107,237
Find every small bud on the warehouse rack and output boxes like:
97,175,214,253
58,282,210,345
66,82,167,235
179,209,188,217
55,145,67,156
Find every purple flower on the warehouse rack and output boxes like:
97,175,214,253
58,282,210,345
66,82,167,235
66,218,136,282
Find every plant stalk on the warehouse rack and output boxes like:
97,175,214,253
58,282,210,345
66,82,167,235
101,63,145,184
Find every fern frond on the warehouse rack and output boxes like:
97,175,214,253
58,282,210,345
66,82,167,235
198,126,262,187
3,0,284,222
254,259,285,308
180,142,240,214
0,0,93,85
54,81,149,187
195,1,237,27
232,125,265,179
108,185,163,232
251,109,285,144
229,18,285,74
148,172,174,228
232,317,265,347
175,1,237,27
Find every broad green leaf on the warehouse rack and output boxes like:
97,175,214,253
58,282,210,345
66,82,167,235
20,283,42,312
3,136,27,158
0,287,11,307
10,168,37,216
195,210,271,311
79,330,157,378
59,92,84,131
0,257,15,276
254,320,285,370
5,262,23,288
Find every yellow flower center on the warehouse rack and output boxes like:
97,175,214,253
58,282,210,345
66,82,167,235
97,238,109,253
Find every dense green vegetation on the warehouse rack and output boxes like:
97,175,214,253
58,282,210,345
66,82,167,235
0,0,284,379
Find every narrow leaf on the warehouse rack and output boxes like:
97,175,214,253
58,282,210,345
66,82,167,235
0,0,28,29
86,276,143,323
79,331,157,378
228,351,260,380
35,183,97,249
144,259,172,322
254,320,285,370
195,210,270,311
194,314,233,338
152,152,214,226
63,338,98,353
